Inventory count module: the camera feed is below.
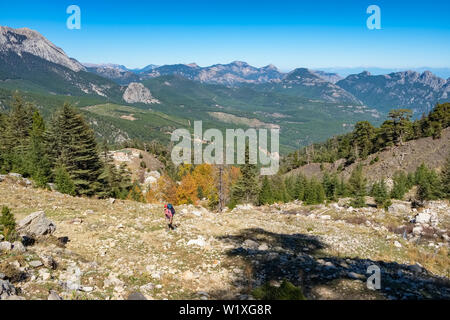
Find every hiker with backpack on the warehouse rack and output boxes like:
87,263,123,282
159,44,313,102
164,204,176,230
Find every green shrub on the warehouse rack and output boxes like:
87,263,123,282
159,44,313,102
54,165,76,196
0,206,17,241
252,280,306,300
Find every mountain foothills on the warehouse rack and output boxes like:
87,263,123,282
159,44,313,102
337,71,449,115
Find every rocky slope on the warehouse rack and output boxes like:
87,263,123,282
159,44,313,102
122,82,160,105
0,176,449,300
287,127,450,184
0,26,85,72
0,26,122,99
337,71,450,115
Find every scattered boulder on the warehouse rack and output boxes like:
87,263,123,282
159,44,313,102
412,226,423,236
59,264,82,291
127,291,147,300
408,263,423,274
29,260,43,268
415,212,432,224
17,211,56,237
187,236,206,247
243,239,259,250
394,241,402,248
140,283,155,292
12,241,26,253
0,234,3,241
388,202,410,214
48,290,63,300
0,279,17,300
0,241,12,252
8,173,22,179
40,255,57,270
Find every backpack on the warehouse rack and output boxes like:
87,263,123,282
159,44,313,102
167,203,175,215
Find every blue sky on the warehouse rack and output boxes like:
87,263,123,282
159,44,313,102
0,0,449,70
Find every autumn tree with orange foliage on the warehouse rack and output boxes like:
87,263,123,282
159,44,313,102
155,174,178,204
176,172,199,205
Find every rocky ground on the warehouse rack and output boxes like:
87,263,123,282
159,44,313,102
0,177,449,300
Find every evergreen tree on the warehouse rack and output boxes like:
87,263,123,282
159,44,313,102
28,111,52,187
336,177,348,198
353,121,375,159
388,109,413,145
294,175,306,201
322,172,339,201
348,165,367,208
442,155,450,199
304,178,325,205
230,146,259,204
415,164,443,202
258,176,273,205
54,165,76,195
47,104,104,196
371,180,391,210
2,94,35,174
0,206,16,241
390,171,409,200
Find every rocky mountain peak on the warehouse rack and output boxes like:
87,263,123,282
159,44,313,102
263,64,278,71
0,26,85,72
186,63,199,68
123,82,159,105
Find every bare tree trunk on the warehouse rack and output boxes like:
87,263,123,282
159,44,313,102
218,165,224,212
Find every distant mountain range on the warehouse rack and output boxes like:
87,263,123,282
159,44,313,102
317,67,450,80
82,62,449,116
0,26,449,150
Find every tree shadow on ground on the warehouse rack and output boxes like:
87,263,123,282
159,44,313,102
210,228,450,300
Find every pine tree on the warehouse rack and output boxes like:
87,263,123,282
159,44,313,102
0,113,8,172
0,206,17,241
304,178,325,205
322,172,339,201
371,180,391,210
2,94,35,174
47,104,104,196
336,177,348,198
415,164,443,202
258,176,273,205
230,146,259,204
294,175,306,201
353,121,375,159
54,165,76,196
442,155,450,199
28,110,52,187
348,165,367,208
390,171,409,200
